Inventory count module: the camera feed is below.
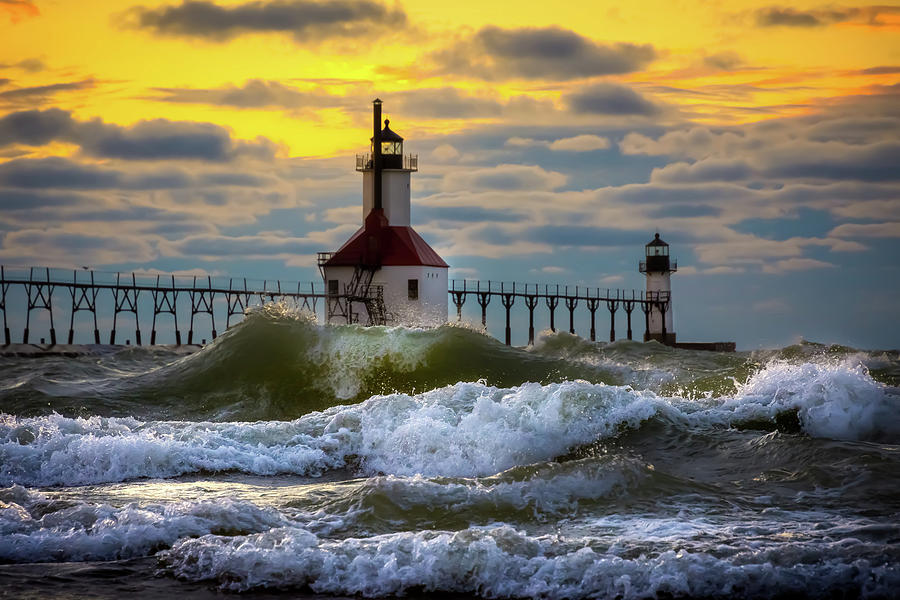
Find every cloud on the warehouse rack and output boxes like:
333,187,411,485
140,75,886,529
0,79,95,105
416,205,525,224
856,65,900,75
548,134,610,152
151,79,331,109
761,258,836,273
524,225,650,248
3,228,158,265
505,134,611,152
129,0,406,42
0,108,76,145
0,109,277,161
753,5,900,28
430,144,459,162
442,164,567,192
0,158,123,189
0,57,46,72
0,157,273,190
701,51,744,71
564,83,660,116
394,88,504,119
829,222,900,238
163,233,320,259
427,26,655,80
77,119,278,161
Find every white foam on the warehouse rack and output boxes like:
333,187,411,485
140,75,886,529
721,358,900,441
3,360,895,487
0,484,291,562
0,414,349,487
342,455,650,517
161,524,900,597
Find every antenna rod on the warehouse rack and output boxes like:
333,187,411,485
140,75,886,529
373,98,382,211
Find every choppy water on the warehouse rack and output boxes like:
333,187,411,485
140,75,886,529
1,306,899,599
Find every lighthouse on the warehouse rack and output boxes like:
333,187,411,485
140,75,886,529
639,233,677,344
318,99,449,327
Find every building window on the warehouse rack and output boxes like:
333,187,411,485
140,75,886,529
408,279,418,300
328,280,339,295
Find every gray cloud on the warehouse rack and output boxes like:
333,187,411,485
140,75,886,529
0,158,122,190
428,26,655,81
395,88,504,119
753,5,900,27
0,57,45,72
0,189,88,211
565,83,660,116
0,108,76,145
0,157,272,190
152,78,331,109
416,205,525,224
702,51,744,71
442,164,567,192
167,234,319,257
130,0,406,42
857,66,900,75
647,204,722,219
0,109,277,161
77,119,276,162
0,79,95,104
513,225,681,248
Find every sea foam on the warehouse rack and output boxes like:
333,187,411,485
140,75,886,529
160,524,900,597
2,358,896,487
0,485,290,563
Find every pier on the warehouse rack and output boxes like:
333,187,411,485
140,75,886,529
0,265,688,350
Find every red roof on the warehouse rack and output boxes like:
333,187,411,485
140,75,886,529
325,208,449,268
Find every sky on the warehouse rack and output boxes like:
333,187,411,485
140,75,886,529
0,0,898,349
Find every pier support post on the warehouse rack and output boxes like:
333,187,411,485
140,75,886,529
451,281,466,321
476,282,491,328
68,270,100,345
151,275,180,345
640,294,652,342
565,291,578,335
623,294,636,341
111,273,141,345
24,267,56,345
586,297,600,342
501,286,515,346
545,285,559,332
606,290,619,342
524,295,538,345
188,276,217,345
226,279,252,329
1,266,9,345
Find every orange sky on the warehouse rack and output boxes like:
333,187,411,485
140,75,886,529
2,0,898,157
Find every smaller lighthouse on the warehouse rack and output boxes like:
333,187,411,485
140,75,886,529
318,99,449,327
639,233,677,344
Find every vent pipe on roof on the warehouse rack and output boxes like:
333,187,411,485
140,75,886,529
373,98,383,211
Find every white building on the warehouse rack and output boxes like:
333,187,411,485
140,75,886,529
639,233,676,344
318,99,449,327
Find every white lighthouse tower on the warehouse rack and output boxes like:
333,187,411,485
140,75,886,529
639,232,676,344
318,99,449,327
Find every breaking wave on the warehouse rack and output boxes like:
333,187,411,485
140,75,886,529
2,355,896,487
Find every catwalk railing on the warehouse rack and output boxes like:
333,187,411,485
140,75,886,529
0,266,325,346
449,280,670,345
0,267,672,347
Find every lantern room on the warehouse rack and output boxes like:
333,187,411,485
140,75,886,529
371,120,404,168
640,233,677,274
